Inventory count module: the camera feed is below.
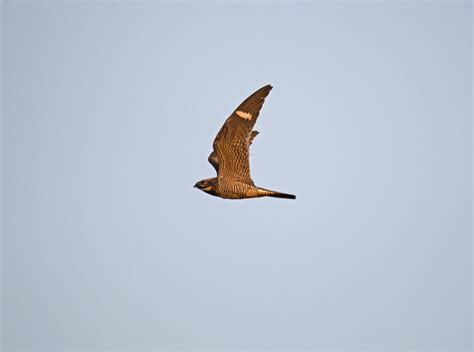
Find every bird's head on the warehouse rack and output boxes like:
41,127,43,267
194,177,218,197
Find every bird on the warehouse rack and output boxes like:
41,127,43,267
194,84,296,200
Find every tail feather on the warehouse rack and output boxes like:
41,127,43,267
268,192,296,199
258,187,296,200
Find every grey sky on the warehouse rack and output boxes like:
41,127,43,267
2,1,472,351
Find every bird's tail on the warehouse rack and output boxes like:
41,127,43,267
257,187,296,200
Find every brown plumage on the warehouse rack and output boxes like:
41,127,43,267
194,85,296,200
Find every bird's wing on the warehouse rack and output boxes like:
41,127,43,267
210,85,272,183
207,131,259,173
208,150,219,173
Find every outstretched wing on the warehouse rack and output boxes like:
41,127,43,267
208,84,272,183
208,130,259,173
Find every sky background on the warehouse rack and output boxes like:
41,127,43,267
1,1,472,351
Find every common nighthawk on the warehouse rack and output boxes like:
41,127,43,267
194,85,296,200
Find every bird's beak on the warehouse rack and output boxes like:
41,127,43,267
193,183,198,188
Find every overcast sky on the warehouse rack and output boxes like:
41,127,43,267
2,1,472,351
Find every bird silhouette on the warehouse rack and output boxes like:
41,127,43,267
194,85,296,200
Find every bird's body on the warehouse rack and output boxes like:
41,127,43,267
194,85,295,200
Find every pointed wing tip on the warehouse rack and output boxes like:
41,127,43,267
256,84,272,91
258,84,273,97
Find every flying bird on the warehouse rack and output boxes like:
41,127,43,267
194,85,296,200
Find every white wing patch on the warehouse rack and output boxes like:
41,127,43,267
236,110,253,120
